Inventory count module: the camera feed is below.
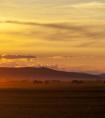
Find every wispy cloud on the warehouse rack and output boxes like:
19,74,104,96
1,54,36,60
71,1,105,9
0,20,105,48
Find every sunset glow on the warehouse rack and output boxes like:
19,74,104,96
0,0,105,73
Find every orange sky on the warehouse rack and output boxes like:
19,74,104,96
0,0,105,72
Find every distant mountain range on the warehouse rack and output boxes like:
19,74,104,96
0,67,104,81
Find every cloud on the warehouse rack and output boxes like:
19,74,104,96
0,20,105,47
0,0,105,23
2,20,84,30
1,54,36,60
71,2,105,9
77,40,96,47
56,1,105,9
0,20,99,37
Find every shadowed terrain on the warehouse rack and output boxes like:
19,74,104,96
0,87,105,118
0,67,102,81
0,67,105,118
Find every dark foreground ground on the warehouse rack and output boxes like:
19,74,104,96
0,84,105,118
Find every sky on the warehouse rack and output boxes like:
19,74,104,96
0,0,105,72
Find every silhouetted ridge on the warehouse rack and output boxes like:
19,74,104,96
0,67,102,80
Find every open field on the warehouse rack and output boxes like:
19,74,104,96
0,83,105,118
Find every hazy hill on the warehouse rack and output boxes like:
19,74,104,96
0,67,102,81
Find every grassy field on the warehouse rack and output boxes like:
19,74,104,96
0,82,105,118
